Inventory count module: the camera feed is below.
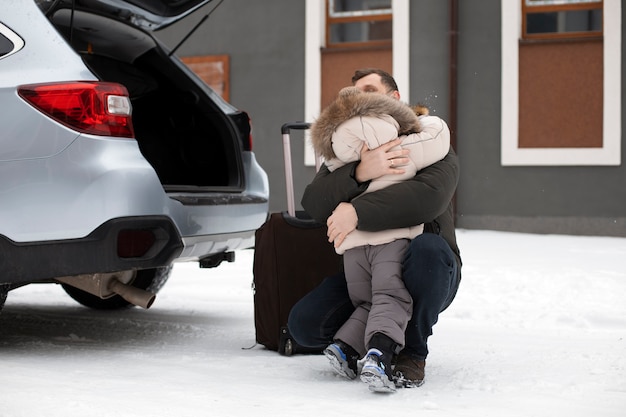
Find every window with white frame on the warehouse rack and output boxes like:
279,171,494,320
523,0,603,40
500,0,620,166
326,0,392,47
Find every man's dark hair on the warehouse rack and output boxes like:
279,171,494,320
351,68,399,93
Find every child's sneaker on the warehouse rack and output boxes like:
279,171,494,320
360,348,396,392
323,341,359,380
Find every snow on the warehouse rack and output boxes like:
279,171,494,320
1,230,625,416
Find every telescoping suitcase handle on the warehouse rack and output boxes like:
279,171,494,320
281,122,311,218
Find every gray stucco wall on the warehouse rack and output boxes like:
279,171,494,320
408,0,450,121
454,0,626,236
157,0,310,215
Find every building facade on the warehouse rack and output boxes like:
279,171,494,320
158,0,625,237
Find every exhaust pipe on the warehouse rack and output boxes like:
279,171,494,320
56,271,156,309
109,278,156,309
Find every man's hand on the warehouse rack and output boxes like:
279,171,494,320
326,202,358,248
354,138,409,183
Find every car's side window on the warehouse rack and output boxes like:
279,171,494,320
0,33,13,58
0,22,24,60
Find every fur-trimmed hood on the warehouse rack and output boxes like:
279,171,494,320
311,86,428,160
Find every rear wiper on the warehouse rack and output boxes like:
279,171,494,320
42,0,76,43
169,0,224,57
42,0,64,16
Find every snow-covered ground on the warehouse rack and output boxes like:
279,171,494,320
1,230,625,417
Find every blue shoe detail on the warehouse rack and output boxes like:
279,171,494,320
360,348,396,393
323,343,357,380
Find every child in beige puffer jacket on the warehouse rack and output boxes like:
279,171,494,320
310,86,450,389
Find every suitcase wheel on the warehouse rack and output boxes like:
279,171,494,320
283,338,294,356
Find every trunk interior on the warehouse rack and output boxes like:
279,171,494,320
49,8,245,192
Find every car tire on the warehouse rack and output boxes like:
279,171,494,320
61,266,173,310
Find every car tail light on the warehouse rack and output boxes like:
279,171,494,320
246,132,253,151
246,114,254,150
18,81,135,138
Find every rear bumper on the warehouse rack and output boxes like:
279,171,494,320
0,216,183,286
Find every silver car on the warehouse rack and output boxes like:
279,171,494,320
0,0,269,313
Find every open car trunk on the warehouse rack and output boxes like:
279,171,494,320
49,8,246,192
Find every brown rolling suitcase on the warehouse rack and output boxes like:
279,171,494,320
252,122,342,355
